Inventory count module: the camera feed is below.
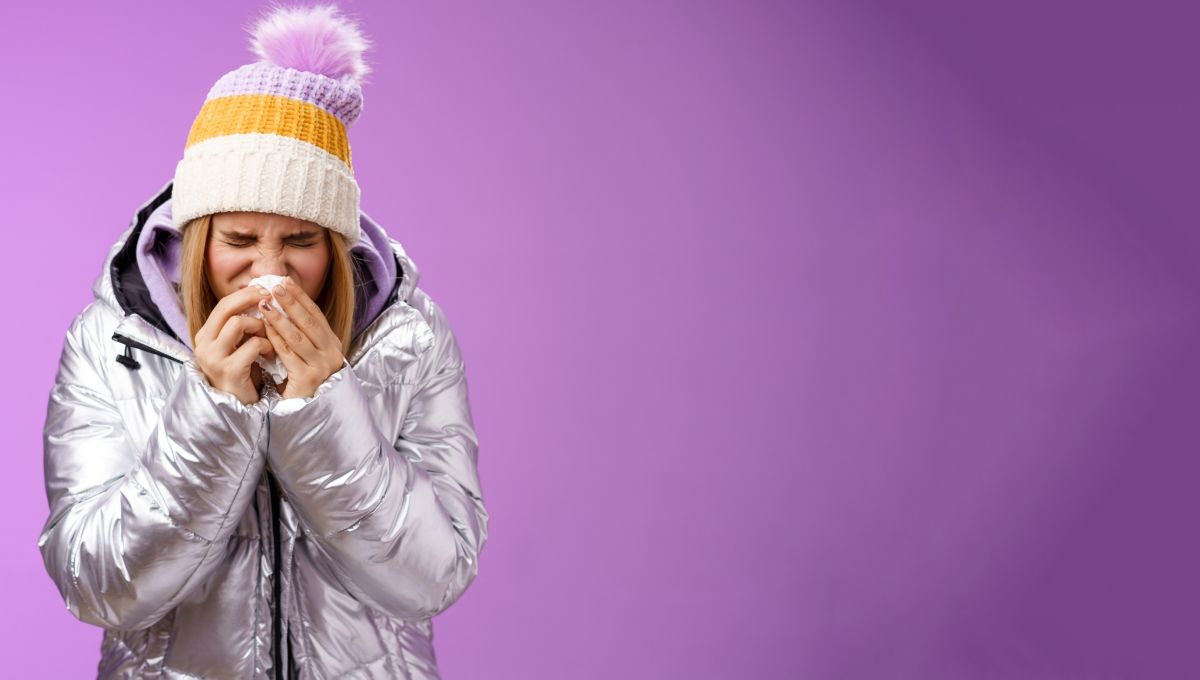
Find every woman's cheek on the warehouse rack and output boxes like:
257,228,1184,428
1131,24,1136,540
294,252,331,298
207,250,252,296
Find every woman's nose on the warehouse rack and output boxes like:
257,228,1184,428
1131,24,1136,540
252,254,288,278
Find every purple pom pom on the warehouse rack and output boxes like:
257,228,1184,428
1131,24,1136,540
248,3,372,83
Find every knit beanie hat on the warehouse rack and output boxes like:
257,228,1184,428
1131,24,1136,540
171,4,372,246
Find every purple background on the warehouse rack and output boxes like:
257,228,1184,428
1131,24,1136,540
2,1,1197,677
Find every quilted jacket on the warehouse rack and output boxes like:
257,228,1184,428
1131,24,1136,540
37,181,488,678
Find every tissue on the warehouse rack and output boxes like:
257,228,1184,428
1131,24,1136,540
241,274,291,384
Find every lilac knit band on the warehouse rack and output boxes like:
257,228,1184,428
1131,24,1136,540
205,61,364,127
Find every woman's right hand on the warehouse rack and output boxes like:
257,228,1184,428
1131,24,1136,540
193,285,275,405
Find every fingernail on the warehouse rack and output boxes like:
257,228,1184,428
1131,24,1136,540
259,300,271,312
273,285,287,297
255,286,270,296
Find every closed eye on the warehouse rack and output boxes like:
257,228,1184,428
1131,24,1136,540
223,239,318,248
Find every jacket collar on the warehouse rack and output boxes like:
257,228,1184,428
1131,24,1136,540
100,180,425,368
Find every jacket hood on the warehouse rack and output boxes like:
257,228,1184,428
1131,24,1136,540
95,180,420,357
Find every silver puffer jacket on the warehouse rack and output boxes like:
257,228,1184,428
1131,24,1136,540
37,184,488,679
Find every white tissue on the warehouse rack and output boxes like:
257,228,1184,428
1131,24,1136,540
241,274,291,384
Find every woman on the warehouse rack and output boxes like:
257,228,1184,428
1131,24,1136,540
36,5,487,678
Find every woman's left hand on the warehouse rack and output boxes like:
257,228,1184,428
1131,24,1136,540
259,277,346,399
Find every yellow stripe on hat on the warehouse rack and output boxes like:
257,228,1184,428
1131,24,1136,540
184,93,352,169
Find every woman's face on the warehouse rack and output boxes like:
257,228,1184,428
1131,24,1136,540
207,211,331,300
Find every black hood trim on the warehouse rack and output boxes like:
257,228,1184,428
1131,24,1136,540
110,182,180,344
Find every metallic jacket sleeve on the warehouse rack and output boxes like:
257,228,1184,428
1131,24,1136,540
37,304,270,631
266,300,488,622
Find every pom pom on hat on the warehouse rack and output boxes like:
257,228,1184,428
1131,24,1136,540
248,3,372,83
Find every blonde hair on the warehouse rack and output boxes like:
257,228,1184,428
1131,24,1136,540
179,213,356,354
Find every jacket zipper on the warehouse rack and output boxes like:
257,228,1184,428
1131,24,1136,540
266,415,285,680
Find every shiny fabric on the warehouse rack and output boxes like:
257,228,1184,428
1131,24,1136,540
37,183,488,679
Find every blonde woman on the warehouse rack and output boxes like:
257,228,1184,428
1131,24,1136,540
37,6,487,678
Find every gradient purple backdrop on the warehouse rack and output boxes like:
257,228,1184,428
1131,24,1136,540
2,1,1197,678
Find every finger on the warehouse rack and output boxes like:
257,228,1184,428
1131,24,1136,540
218,315,264,351
252,320,276,361
261,297,319,365
197,285,271,346
283,276,324,319
258,329,276,361
212,286,271,338
229,336,273,371
241,316,268,340
262,306,306,373
270,280,331,349
215,315,266,357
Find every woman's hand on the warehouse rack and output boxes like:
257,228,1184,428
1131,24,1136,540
194,286,276,405
259,277,346,399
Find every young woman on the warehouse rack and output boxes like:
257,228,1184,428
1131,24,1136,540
37,6,487,678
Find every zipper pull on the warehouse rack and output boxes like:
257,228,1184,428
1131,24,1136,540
115,343,141,370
